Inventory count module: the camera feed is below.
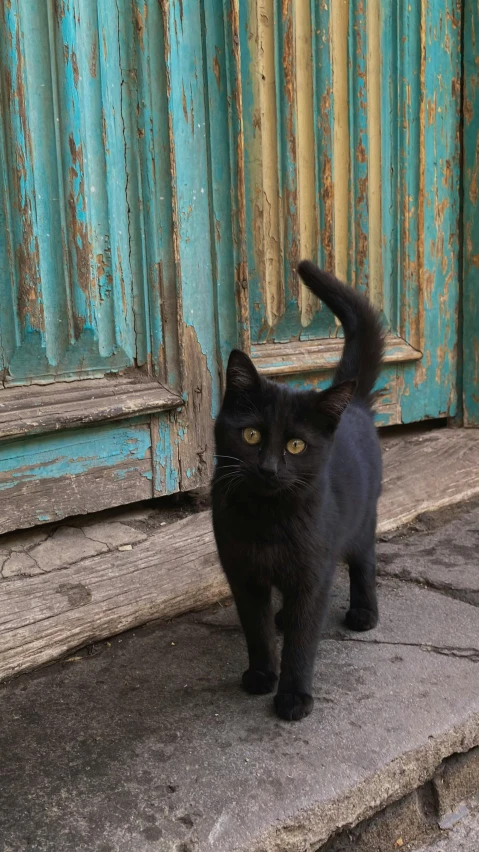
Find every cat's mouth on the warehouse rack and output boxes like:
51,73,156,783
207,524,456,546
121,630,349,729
251,477,287,496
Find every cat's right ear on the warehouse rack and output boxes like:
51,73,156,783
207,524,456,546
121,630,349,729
226,350,261,392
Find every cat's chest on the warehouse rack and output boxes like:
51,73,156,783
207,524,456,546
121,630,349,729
218,508,316,571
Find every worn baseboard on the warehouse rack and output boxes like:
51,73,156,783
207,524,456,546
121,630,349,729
1,428,478,681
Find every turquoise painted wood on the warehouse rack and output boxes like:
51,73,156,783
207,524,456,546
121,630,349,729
463,0,479,425
238,0,463,427
0,0,476,533
0,0,234,531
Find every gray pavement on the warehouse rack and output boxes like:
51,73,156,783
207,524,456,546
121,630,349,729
414,796,479,851
1,502,478,852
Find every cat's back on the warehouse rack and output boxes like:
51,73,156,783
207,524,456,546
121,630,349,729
330,399,382,500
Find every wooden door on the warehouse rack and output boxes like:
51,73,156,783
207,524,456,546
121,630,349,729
0,0,473,536
236,0,462,426
0,0,227,532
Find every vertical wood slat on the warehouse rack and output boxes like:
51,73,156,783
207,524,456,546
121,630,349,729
296,0,317,327
348,0,369,294
298,0,337,341
312,0,335,275
463,0,479,425
398,0,422,348
275,0,299,341
149,0,222,495
331,0,349,286
379,0,398,332
399,0,461,423
366,0,382,311
0,9,17,372
254,0,283,333
1,2,46,351
201,0,244,371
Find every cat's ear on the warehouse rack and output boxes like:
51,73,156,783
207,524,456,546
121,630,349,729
226,349,261,392
314,380,356,430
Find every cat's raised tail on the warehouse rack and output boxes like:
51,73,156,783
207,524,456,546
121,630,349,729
297,260,385,404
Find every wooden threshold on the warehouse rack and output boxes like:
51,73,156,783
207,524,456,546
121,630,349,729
252,333,422,376
0,377,182,441
0,428,478,680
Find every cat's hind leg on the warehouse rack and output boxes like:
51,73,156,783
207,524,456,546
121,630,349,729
346,517,378,632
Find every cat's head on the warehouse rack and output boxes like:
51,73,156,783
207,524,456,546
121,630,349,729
214,350,355,497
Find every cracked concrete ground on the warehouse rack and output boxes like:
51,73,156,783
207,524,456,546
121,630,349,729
1,502,478,852
413,796,479,851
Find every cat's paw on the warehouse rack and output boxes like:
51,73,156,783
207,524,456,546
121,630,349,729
274,691,314,721
242,668,278,695
345,607,378,631
274,609,284,631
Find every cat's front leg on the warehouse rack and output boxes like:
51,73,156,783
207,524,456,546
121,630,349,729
275,573,332,721
228,577,278,695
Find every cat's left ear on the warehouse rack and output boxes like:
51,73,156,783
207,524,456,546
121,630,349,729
314,380,356,430
226,349,261,393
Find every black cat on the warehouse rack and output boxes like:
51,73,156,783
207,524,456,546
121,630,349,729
212,261,384,721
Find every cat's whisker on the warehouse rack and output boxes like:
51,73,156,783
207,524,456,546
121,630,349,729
214,473,238,483
224,474,243,497
214,470,246,487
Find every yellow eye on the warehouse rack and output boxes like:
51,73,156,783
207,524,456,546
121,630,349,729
286,438,306,455
243,427,261,445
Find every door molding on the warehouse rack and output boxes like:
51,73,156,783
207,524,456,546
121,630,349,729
252,335,422,377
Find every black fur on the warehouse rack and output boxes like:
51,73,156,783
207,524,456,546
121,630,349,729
212,262,385,721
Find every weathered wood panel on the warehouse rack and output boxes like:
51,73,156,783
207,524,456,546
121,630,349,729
1,429,477,681
237,0,462,425
0,1,138,383
463,0,479,426
0,0,242,529
0,418,154,533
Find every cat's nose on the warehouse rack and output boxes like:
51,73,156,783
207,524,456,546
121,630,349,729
259,459,278,479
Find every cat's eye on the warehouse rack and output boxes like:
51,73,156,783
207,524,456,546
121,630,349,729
242,427,261,445
286,438,306,455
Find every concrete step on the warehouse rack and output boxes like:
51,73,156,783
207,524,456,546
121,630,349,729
1,500,479,852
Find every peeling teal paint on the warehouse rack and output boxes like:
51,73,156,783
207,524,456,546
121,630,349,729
348,0,369,294
399,0,460,423
0,1,140,383
165,0,221,415
153,414,179,495
463,0,479,425
0,418,151,492
201,0,242,369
